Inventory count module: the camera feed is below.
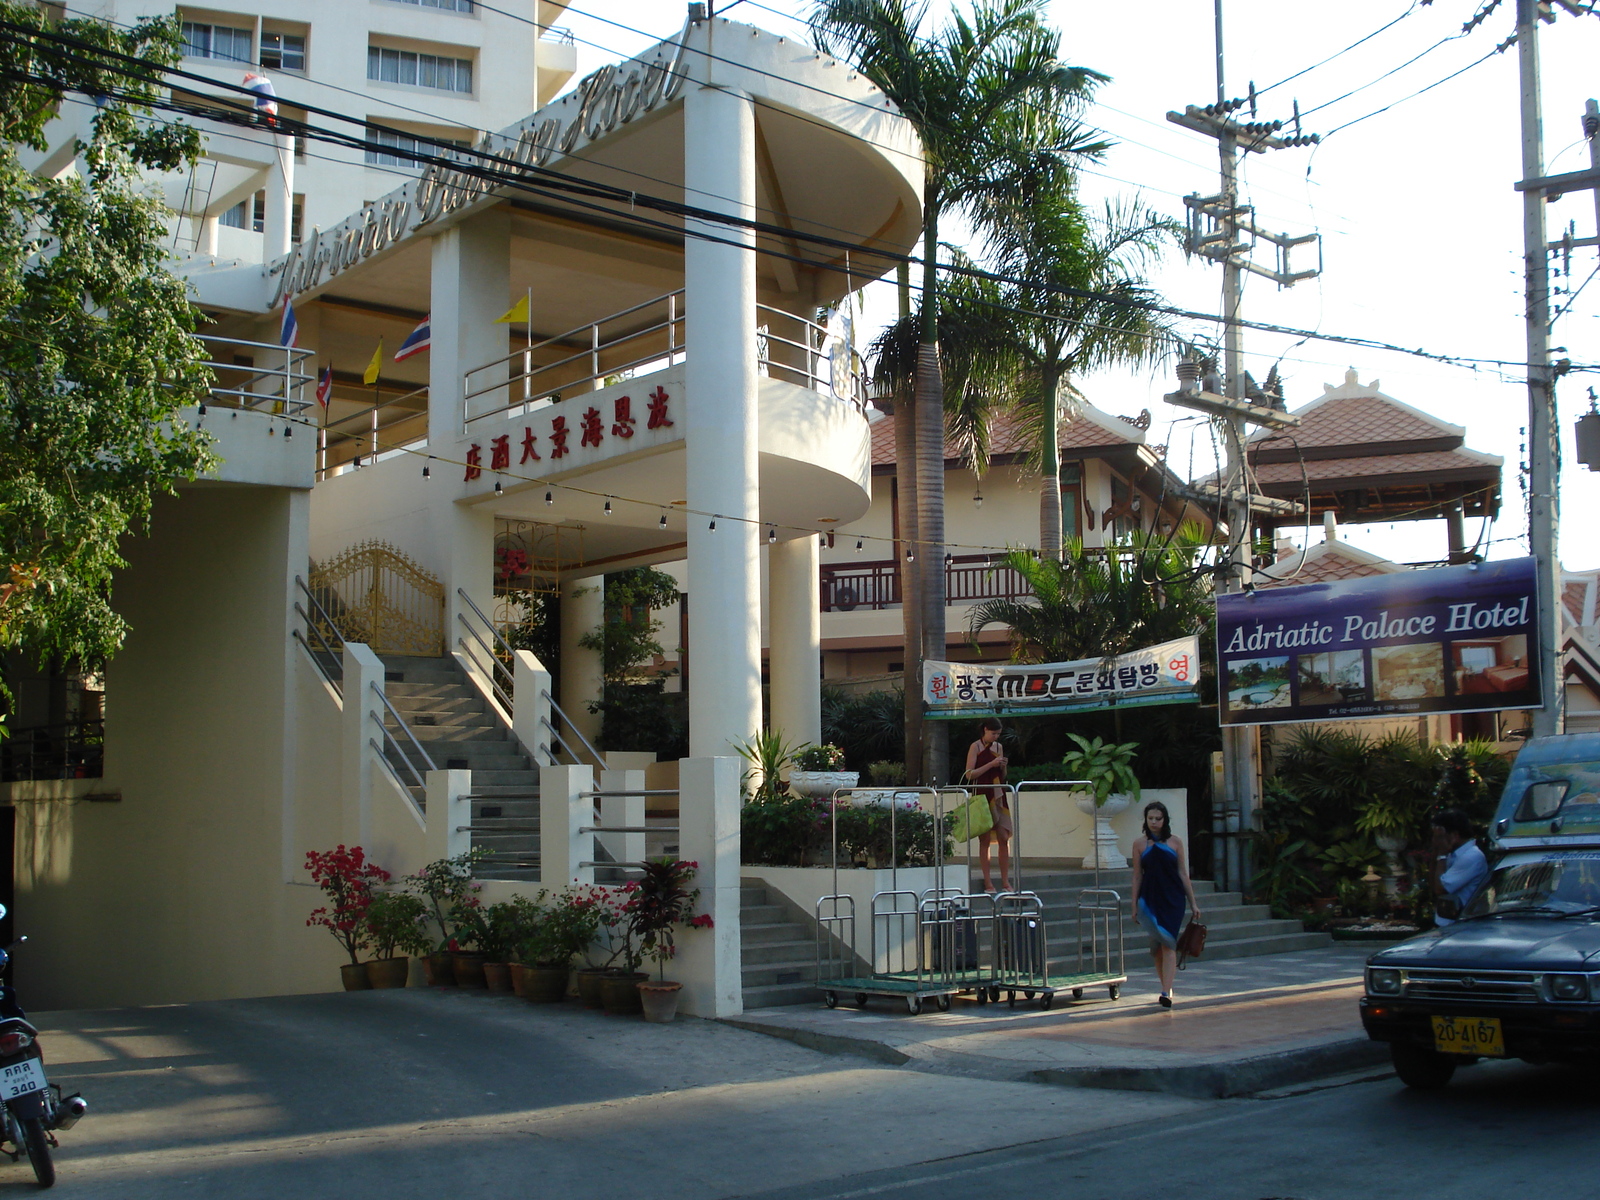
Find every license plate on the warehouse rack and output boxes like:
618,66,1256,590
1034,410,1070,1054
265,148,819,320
1431,1015,1505,1057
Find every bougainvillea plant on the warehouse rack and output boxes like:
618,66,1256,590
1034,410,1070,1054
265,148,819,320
305,846,390,966
624,859,713,981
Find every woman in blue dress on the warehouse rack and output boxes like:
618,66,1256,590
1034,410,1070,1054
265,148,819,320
1130,800,1201,1008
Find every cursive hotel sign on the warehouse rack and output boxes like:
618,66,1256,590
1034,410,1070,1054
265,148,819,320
270,31,691,306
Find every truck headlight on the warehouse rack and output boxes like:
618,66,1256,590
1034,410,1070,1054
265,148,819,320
1548,974,1589,1001
1367,968,1402,996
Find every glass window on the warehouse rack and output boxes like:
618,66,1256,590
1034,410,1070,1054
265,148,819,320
367,46,472,93
181,21,253,65
365,126,469,168
219,200,247,229
388,0,474,11
260,32,306,72
1059,462,1081,541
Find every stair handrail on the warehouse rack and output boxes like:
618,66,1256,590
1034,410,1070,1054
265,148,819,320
370,681,438,797
454,587,604,770
293,575,345,695
455,612,514,714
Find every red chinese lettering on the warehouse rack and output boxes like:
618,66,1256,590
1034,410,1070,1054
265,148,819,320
519,427,540,463
580,406,604,448
490,434,511,471
647,385,673,429
611,395,636,438
464,443,483,481
549,416,569,458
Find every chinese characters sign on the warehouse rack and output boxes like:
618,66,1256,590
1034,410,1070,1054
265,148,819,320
463,387,674,483
923,637,1200,719
1215,557,1541,727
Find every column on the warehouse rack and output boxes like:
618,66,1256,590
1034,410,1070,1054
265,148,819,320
684,82,761,758
674,756,742,1018
262,132,294,263
559,574,605,754
428,209,511,447
767,534,821,746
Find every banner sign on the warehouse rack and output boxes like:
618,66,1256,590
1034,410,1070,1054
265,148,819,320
923,637,1200,720
1216,557,1541,727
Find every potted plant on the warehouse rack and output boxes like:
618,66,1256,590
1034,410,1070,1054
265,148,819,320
626,858,714,1023
475,899,534,992
1059,734,1142,869
363,890,432,988
405,849,487,986
571,887,627,1007
787,743,858,799
304,846,390,991
735,729,801,804
517,888,602,1003
599,878,650,1014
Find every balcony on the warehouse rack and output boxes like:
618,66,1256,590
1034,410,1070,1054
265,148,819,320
820,555,1029,612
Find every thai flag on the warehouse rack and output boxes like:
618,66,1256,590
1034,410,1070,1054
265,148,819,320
315,366,333,408
395,314,431,362
279,299,298,347
242,73,278,119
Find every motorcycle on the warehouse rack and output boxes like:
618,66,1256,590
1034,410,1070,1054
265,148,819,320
0,910,86,1189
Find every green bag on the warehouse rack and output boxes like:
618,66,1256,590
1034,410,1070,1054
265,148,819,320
950,793,995,843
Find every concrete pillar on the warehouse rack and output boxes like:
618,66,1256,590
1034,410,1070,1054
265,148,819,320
429,209,511,445
341,642,386,848
538,763,595,885
559,574,605,754
424,770,472,863
262,132,294,262
768,534,822,746
512,649,554,766
684,82,761,758
675,756,742,1018
198,214,219,257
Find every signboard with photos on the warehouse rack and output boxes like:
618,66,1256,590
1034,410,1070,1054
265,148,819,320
1214,557,1541,727
923,636,1200,720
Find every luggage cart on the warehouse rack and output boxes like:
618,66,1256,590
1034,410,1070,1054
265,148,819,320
815,787,971,1014
990,782,1128,1009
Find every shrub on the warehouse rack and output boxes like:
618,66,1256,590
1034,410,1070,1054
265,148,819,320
795,743,847,771
364,890,432,961
305,846,390,966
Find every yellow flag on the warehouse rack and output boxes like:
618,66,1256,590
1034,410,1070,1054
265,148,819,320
363,339,383,386
495,295,529,324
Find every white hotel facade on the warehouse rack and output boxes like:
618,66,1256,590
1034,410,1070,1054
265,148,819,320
4,3,923,1015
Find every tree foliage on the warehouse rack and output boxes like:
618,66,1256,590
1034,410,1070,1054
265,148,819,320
0,6,214,676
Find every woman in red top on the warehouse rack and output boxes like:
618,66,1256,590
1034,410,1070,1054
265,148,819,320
963,718,1013,891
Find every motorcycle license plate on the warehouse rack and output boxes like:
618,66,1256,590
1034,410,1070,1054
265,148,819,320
1431,1014,1505,1057
0,1059,43,1100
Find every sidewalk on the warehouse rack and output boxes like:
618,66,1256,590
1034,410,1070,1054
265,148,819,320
727,944,1393,1098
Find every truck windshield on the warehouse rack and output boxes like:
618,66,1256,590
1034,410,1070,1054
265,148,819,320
1463,856,1600,918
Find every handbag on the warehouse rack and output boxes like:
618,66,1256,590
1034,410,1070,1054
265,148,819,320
1175,918,1208,968
949,793,995,843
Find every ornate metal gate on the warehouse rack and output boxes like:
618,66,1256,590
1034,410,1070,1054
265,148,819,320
307,540,445,657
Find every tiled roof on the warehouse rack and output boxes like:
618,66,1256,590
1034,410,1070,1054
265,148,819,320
1248,446,1502,488
1258,538,1405,589
868,403,1141,468
1247,370,1468,455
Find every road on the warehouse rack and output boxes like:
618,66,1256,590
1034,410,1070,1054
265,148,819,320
9,989,1588,1198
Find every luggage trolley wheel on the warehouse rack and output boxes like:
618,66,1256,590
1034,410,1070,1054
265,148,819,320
825,991,838,1009
936,994,951,1012
975,988,988,1006
1108,984,1121,1000
1040,993,1054,1011
856,993,870,1009
907,996,923,1016
1072,987,1084,1000
988,986,1001,1003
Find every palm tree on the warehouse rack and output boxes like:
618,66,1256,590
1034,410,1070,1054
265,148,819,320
966,527,1212,665
958,185,1178,556
812,0,1106,780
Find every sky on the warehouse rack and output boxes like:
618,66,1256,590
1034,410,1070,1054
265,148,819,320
553,0,1600,571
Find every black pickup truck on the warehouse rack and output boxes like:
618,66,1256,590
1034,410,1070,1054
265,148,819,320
1359,732,1600,1088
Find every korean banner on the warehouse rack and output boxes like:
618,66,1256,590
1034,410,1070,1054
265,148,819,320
1215,556,1540,727
923,636,1200,719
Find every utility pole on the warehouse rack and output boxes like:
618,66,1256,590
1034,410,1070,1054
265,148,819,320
1515,0,1564,737
1163,0,1316,890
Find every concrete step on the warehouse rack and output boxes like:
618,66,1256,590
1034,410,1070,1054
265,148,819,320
743,921,809,946
741,938,815,966
742,981,820,1010
402,725,515,747
739,903,791,926
741,959,816,990
1189,930,1332,959
396,710,498,730
384,682,483,703
470,784,541,798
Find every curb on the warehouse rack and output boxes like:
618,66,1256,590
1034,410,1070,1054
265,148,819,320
1029,1038,1391,1099
722,1017,913,1067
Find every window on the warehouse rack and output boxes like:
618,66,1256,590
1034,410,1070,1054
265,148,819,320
259,31,306,72
365,126,469,168
388,0,474,11
367,46,473,94
1059,462,1081,541
181,20,253,65
217,191,303,242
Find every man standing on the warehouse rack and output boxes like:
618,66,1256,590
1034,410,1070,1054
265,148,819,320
1432,808,1489,926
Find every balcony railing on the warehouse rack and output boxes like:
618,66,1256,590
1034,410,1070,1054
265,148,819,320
820,555,1029,612
463,289,868,426
1,720,104,782
196,335,315,417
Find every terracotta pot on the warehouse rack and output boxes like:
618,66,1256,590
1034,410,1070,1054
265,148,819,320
483,962,512,993
600,971,649,1015
638,981,682,1024
423,952,456,987
451,952,489,988
509,962,529,997
521,965,571,1004
339,963,372,992
575,967,611,1008
365,957,409,989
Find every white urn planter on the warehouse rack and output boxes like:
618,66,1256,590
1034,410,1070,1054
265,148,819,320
1373,833,1407,899
1076,792,1132,869
787,770,859,799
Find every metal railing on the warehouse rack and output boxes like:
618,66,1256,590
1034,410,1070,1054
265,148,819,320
316,384,428,480
820,555,1029,612
195,334,316,417
293,575,345,695
0,719,104,782
462,289,869,425
541,25,575,44
370,682,437,804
